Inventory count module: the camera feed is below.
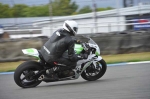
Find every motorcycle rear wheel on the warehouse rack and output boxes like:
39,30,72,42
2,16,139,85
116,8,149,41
14,61,43,88
81,59,107,81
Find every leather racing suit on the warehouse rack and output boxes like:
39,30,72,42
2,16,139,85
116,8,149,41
40,29,82,70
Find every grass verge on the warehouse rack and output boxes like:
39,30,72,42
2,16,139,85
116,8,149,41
102,52,150,64
0,52,150,72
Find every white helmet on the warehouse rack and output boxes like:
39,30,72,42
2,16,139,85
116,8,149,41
63,20,78,36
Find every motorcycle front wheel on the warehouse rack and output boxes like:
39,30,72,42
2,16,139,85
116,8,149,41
14,61,43,88
81,59,107,81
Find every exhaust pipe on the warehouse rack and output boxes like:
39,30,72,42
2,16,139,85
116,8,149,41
38,75,45,80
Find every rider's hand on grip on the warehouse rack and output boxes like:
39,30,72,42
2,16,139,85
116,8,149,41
74,38,82,44
76,40,82,44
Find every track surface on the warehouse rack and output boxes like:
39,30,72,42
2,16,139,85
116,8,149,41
0,63,150,99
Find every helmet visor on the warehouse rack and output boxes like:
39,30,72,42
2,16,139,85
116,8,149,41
73,27,78,33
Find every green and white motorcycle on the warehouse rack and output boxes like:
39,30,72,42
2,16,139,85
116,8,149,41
14,37,107,88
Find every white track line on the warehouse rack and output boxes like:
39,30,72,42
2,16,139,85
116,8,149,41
127,61,150,65
0,61,150,75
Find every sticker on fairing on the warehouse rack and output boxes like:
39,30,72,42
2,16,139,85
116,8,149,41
22,48,39,57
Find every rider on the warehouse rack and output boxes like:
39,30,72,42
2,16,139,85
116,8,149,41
40,20,88,80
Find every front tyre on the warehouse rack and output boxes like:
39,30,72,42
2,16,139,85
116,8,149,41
14,61,43,88
81,59,107,81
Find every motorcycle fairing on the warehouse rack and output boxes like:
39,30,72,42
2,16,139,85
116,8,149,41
22,48,39,59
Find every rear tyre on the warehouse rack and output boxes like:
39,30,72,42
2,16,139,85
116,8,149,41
81,59,107,81
14,61,43,88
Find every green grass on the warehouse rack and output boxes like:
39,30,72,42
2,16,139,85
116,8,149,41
0,52,150,72
0,61,24,72
102,52,150,64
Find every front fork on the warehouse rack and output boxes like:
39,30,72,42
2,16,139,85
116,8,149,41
74,55,103,79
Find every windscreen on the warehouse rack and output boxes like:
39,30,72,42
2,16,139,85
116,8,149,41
88,38,97,45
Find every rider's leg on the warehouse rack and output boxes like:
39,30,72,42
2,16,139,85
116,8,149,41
44,57,77,80
55,58,77,77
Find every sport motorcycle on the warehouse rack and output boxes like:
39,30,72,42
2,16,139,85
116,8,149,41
14,37,107,88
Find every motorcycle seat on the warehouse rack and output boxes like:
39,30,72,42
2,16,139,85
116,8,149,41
38,50,46,63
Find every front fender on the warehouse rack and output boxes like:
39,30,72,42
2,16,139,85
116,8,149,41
87,54,103,61
80,56,103,74
95,56,103,61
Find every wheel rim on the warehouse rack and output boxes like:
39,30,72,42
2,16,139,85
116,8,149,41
19,69,39,86
85,62,102,77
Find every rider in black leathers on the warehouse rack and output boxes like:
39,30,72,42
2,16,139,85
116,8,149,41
40,29,83,68
40,20,88,79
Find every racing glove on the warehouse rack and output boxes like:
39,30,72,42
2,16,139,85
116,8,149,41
74,38,82,44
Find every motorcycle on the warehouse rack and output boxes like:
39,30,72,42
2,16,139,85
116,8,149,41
14,37,107,88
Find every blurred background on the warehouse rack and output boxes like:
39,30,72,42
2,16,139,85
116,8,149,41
0,0,150,62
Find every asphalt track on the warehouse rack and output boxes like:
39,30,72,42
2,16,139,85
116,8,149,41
0,63,150,99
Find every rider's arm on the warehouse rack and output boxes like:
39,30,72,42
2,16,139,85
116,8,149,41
73,38,82,44
67,38,87,62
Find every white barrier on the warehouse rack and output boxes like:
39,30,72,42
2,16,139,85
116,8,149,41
4,21,150,38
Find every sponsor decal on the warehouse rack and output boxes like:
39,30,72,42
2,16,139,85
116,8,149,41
43,46,50,54
26,49,34,53
56,31,60,36
133,19,150,30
